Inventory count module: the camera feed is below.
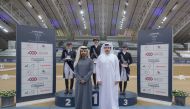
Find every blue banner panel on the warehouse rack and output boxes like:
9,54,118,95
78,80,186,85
137,28,173,102
16,25,56,103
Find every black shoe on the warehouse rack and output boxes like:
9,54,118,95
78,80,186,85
96,85,99,89
122,91,126,95
64,89,68,94
120,91,123,95
94,85,97,89
69,89,73,94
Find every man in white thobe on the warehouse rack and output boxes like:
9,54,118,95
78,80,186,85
96,42,120,109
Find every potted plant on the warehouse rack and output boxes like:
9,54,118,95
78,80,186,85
172,90,189,106
0,90,16,107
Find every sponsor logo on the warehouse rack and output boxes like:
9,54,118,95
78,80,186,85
42,45,45,47
153,77,165,82
157,46,161,49
40,64,51,67
144,70,151,74
145,52,153,56
155,90,167,94
23,89,35,95
25,43,33,49
148,59,160,62
145,77,153,81
28,77,37,81
142,64,151,69
38,77,49,81
31,82,44,88
24,64,35,68
154,52,164,56
40,89,51,93
28,51,37,55
39,52,48,55
156,65,167,68
31,58,44,61
149,32,159,36
142,88,151,92
157,71,161,74
148,83,159,88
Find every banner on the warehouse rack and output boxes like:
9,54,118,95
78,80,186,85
16,25,56,103
137,28,172,102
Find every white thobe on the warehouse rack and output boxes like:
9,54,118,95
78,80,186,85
96,53,120,109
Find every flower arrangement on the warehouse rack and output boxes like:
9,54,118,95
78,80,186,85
172,90,189,97
0,90,16,97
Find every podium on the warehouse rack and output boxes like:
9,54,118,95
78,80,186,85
119,91,137,106
55,90,137,107
55,91,75,107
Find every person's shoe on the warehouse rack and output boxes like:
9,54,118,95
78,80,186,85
69,89,73,94
96,85,99,89
122,91,126,95
120,91,123,95
64,89,68,94
94,85,97,89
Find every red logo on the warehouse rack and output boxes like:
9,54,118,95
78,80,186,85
28,77,37,81
145,77,153,81
28,51,37,55
145,52,153,56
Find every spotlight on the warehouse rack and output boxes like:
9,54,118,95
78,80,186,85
38,15,42,20
80,10,84,14
163,17,167,21
123,11,126,15
3,28,8,33
26,1,33,8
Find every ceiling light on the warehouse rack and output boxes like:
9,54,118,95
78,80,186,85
172,3,178,11
43,24,47,28
161,21,163,24
80,10,84,14
158,26,161,28
78,1,82,5
125,2,128,6
82,17,85,21
26,1,33,8
38,15,42,20
42,20,44,22
0,25,3,29
123,11,126,15
3,28,8,33
163,17,167,21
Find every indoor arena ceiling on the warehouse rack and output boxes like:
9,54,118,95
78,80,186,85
1,0,190,43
